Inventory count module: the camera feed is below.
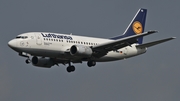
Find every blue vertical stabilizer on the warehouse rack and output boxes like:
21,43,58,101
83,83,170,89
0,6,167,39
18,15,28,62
110,8,147,44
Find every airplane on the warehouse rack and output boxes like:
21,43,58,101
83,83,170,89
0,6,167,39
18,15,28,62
8,8,175,73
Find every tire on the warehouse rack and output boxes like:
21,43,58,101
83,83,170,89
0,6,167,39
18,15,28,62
87,60,96,67
66,66,72,73
25,59,30,64
71,66,75,72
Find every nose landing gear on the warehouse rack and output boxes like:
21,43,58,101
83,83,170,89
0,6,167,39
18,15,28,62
19,52,31,64
25,58,31,64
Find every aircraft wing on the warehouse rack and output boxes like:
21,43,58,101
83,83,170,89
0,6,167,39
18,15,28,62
92,30,157,57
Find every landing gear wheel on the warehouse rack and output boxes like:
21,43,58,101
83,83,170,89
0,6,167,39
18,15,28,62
87,60,96,67
67,66,71,73
70,66,75,72
66,66,75,73
25,59,31,64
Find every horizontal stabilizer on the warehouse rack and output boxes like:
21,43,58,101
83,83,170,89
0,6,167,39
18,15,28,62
136,37,176,48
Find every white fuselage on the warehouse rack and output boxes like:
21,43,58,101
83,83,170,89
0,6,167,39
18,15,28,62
8,32,147,62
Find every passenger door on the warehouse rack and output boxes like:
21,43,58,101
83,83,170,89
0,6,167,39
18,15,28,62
35,33,42,45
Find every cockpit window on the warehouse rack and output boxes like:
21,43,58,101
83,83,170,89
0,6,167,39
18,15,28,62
16,36,28,39
16,36,21,39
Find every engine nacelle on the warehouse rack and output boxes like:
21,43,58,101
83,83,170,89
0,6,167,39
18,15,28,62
70,45,93,57
32,56,54,68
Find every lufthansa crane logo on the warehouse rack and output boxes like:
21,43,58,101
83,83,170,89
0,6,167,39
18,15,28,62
132,21,143,34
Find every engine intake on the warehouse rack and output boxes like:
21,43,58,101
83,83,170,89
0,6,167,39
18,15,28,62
70,45,93,57
32,56,54,68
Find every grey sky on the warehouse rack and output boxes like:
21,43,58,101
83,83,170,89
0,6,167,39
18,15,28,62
0,0,180,101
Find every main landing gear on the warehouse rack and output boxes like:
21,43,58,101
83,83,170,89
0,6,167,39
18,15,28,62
66,60,96,73
66,66,75,73
66,62,75,73
87,60,96,67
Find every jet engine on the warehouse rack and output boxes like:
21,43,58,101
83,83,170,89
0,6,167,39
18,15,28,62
70,45,93,57
32,56,54,68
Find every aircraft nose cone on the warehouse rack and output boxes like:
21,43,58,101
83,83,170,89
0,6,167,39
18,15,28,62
8,39,16,48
